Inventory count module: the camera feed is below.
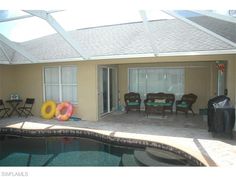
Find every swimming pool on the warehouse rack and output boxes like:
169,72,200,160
0,135,202,166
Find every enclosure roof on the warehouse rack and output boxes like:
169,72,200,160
0,10,236,64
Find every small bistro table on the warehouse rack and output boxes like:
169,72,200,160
6,99,23,117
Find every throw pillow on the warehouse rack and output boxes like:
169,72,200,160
154,99,166,103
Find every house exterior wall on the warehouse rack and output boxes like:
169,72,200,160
226,57,236,130
0,54,235,122
0,65,17,100
226,58,236,104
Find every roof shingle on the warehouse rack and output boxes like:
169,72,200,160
0,18,235,63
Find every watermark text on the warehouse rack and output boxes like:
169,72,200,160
1,171,28,177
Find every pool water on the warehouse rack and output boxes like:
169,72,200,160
0,136,200,166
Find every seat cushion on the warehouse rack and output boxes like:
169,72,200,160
164,102,172,106
127,102,139,106
176,102,188,108
146,102,164,107
149,102,172,107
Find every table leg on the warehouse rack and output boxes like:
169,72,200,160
8,103,15,117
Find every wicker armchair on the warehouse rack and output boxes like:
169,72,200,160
124,92,141,113
176,93,197,116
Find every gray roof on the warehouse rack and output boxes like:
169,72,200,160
0,18,236,64
0,41,16,63
189,15,236,44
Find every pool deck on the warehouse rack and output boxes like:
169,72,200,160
0,113,236,167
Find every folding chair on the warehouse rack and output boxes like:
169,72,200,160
18,98,35,118
0,99,10,118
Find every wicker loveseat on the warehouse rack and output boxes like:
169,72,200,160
144,92,175,116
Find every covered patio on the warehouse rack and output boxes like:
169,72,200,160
101,111,207,130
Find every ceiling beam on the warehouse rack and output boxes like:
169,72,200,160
164,10,236,48
0,43,11,64
0,33,37,63
193,10,236,24
0,10,63,23
139,10,159,56
24,10,89,59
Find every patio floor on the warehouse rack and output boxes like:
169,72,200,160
0,112,236,166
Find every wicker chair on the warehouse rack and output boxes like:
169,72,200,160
124,92,141,113
176,93,198,116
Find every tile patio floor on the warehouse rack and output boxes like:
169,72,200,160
0,111,236,167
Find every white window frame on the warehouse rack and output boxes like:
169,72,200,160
128,66,185,98
43,65,78,104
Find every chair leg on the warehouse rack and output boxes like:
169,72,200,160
162,110,165,117
2,112,6,118
190,108,195,116
2,111,9,118
185,110,188,117
18,109,23,117
23,110,28,118
6,111,10,117
125,106,128,113
18,109,28,117
3,109,10,117
17,107,34,118
22,109,33,118
146,110,149,117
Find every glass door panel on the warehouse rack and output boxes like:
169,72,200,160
102,68,108,114
99,67,117,116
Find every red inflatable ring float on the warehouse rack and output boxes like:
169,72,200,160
55,102,73,121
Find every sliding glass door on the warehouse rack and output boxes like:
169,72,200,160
98,66,117,116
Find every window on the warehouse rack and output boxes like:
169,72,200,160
129,67,184,101
43,66,78,104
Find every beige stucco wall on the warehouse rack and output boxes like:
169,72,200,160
0,65,3,98
13,64,43,116
0,65,16,100
226,58,236,104
226,57,236,130
1,53,236,121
